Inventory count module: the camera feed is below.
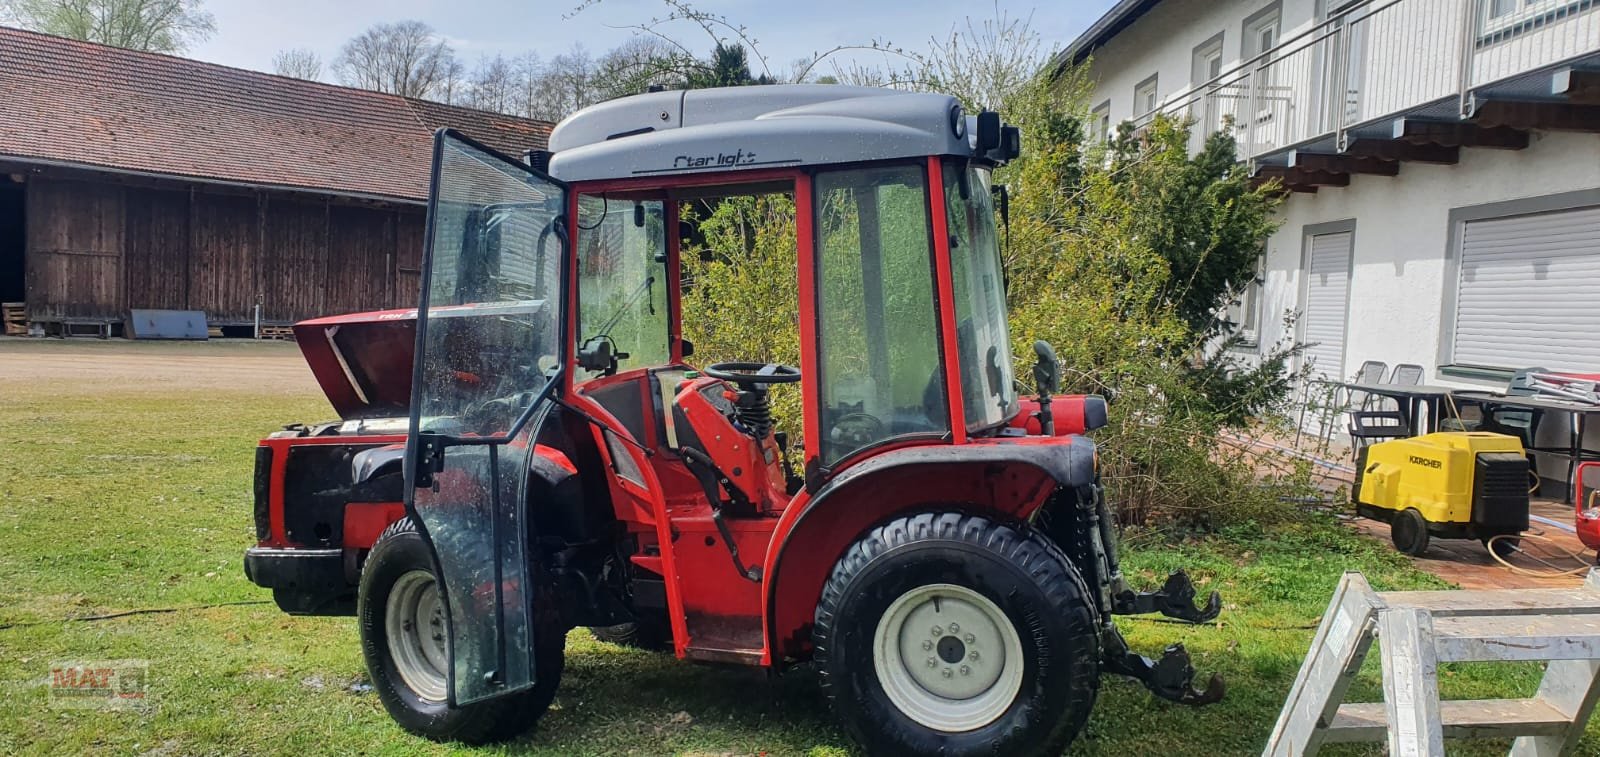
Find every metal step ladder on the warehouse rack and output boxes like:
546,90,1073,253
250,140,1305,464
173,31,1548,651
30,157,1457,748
1264,569,1600,756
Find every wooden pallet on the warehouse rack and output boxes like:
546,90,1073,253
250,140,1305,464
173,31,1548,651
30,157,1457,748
1264,570,1600,756
257,325,295,341
2,302,23,336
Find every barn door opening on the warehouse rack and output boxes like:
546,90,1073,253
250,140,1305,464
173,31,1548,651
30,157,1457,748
0,178,24,306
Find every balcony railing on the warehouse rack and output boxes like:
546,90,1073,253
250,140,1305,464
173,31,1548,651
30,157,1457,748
1129,0,1600,160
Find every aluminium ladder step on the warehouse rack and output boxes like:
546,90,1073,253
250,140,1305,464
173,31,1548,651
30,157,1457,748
1263,570,1600,756
1432,613,1600,662
1324,699,1571,743
1380,587,1600,617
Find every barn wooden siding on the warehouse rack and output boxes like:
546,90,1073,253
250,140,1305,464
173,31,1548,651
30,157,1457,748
23,174,426,325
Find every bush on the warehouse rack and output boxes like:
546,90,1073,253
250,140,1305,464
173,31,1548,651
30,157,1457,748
998,81,1315,528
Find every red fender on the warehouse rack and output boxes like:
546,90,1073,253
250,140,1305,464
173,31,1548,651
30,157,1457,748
759,436,1097,660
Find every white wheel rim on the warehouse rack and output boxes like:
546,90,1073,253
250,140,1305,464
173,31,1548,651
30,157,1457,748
386,570,449,702
872,583,1026,732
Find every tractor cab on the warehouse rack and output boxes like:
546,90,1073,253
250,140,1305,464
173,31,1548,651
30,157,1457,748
375,85,1224,752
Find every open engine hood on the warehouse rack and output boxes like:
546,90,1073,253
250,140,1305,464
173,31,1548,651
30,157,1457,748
294,309,417,420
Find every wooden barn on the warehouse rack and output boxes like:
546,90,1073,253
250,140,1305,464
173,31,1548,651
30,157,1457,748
0,27,552,337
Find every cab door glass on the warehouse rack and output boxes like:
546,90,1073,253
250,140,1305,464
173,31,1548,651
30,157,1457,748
575,197,670,382
944,162,1018,431
813,164,949,465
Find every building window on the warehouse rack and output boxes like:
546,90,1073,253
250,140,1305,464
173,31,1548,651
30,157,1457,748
1191,34,1225,138
1191,34,1224,86
1243,4,1282,59
1228,255,1265,345
1482,0,1584,38
1449,204,1600,372
1091,100,1111,141
1134,74,1159,117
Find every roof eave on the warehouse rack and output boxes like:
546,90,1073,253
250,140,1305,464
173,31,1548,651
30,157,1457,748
1052,0,1167,75
0,154,427,206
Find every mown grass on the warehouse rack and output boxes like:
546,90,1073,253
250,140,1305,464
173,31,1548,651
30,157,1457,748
1,341,1595,755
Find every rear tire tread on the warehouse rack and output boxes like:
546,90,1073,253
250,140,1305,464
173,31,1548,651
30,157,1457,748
813,511,1100,757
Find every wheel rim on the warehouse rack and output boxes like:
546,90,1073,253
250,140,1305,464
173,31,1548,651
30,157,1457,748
872,583,1026,733
386,569,449,702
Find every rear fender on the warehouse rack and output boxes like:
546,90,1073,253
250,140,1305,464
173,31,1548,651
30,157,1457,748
762,438,1096,660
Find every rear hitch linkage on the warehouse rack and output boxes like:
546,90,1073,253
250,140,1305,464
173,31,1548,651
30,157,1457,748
1102,569,1224,705
1102,627,1226,706
1112,569,1222,624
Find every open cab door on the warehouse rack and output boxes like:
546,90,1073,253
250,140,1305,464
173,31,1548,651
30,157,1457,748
404,129,567,706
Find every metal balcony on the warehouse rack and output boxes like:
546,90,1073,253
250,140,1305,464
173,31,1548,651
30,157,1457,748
1129,0,1600,192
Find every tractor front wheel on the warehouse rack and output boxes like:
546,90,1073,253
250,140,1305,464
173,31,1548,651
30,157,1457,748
1390,508,1431,556
813,512,1100,756
358,518,564,744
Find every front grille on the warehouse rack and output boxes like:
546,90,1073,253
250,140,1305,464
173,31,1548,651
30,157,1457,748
1473,452,1529,531
253,446,273,541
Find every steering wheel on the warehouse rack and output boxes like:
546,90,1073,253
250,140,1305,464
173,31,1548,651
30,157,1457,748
829,411,885,447
702,362,802,388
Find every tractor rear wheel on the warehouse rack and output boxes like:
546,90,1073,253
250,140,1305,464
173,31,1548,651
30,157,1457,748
1390,508,1431,556
358,518,565,744
813,512,1099,756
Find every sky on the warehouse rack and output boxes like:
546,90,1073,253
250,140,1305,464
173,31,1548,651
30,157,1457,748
187,0,1120,83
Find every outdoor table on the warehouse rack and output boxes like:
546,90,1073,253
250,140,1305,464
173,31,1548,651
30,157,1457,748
1335,381,1459,437
1449,390,1600,503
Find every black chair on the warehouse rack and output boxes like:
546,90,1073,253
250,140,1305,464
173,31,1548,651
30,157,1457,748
1481,367,1547,450
1348,363,1419,448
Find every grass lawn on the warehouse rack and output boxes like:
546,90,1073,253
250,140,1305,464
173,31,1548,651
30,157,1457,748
1,339,1595,755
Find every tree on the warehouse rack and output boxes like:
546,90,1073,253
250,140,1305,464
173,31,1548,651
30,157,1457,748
530,45,597,121
271,47,322,81
466,54,515,112
332,20,456,99
2,0,214,53
918,6,1047,113
591,36,685,102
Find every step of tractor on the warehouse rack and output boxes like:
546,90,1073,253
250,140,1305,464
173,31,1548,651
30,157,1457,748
629,554,664,575
1430,613,1600,662
1324,699,1570,743
682,646,763,665
1379,586,1600,617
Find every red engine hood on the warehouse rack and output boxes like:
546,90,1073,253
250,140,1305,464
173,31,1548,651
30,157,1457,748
294,309,418,420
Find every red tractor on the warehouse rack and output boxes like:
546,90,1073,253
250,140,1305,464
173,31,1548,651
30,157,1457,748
244,85,1222,754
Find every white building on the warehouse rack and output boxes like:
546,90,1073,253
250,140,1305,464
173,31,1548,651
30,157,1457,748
1064,0,1600,492
1065,0,1600,389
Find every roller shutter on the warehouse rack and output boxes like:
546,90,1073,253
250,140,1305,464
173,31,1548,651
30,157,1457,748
1303,231,1353,380
1453,206,1600,371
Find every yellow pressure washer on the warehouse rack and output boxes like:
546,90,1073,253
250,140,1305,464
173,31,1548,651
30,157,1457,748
1353,432,1530,558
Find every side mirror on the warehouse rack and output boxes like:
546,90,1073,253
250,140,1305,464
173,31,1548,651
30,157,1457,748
1032,340,1060,396
975,111,1002,152
578,336,624,376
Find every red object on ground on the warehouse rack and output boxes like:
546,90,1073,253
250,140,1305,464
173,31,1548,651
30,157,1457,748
1577,462,1600,552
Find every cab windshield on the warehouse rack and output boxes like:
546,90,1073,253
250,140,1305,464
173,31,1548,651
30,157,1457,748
944,161,1018,430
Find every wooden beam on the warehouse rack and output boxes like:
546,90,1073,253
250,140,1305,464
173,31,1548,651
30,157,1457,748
1253,164,1338,193
1288,150,1400,177
1475,99,1600,133
1553,68,1600,106
1344,138,1459,165
1393,118,1530,149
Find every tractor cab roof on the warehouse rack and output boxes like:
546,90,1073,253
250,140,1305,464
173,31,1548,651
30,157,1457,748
545,85,978,183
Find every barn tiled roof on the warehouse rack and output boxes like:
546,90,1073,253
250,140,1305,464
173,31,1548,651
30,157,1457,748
0,26,553,202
